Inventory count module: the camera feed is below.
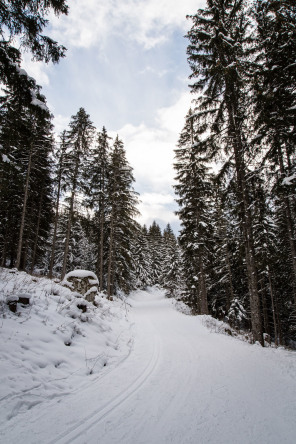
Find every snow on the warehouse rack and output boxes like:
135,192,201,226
1,154,10,163
0,267,131,434
14,65,29,77
63,269,99,280
61,270,99,292
282,173,296,186
30,95,49,112
0,276,296,443
12,63,36,83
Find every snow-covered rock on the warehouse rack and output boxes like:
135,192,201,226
61,270,99,303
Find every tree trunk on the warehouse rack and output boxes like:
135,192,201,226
227,104,263,345
267,266,279,345
107,208,115,298
61,190,74,280
16,143,33,270
48,154,64,278
278,146,296,308
1,232,8,267
198,253,208,315
260,278,270,339
30,190,43,274
225,245,234,311
98,205,105,292
61,159,79,280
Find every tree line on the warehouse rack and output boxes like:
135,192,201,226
174,0,296,347
0,1,181,297
1,0,296,347
0,95,181,297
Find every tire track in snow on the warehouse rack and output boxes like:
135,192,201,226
48,332,161,444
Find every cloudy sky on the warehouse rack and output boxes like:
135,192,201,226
23,0,206,233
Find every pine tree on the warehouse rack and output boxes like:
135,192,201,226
85,127,111,291
61,108,95,279
148,221,164,286
107,136,139,297
66,214,97,272
132,224,152,289
48,131,67,278
253,0,296,311
174,109,214,314
0,1,68,106
187,0,263,343
162,224,182,298
210,186,237,320
0,82,54,270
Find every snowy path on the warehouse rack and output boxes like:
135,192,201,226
2,288,296,444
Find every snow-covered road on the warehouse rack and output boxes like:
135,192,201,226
2,288,296,444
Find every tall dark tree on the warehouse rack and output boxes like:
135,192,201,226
61,108,95,279
187,0,263,343
48,131,67,278
132,224,152,289
253,0,296,310
162,224,182,298
107,136,139,297
148,221,164,286
174,110,214,314
0,0,68,106
85,127,111,291
0,82,53,270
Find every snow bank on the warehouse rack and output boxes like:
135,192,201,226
0,267,132,424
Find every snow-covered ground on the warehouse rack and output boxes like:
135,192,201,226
1,272,296,443
0,268,132,436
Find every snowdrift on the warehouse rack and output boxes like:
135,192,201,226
0,268,132,424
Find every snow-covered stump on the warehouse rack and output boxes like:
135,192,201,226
61,270,99,304
6,293,32,313
18,293,31,306
6,295,18,313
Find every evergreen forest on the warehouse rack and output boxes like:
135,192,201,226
0,0,296,348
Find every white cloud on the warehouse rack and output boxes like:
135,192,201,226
137,192,179,229
113,91,191,229
52,114,71,135
39,0,201,233
139,66,169,78
49,0,206,49
21,54,51,86
156,91,191,133
117,91,191,190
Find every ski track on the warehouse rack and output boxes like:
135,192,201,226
51,332,161,444
1,288,296,444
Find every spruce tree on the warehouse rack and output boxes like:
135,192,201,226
174,110,214,314
148,221,164,286
132,224,152,289
187,0,263,343
61,108,95,279
107,136,139,297
253,0,296,311
162,224,182,298
0,1,68,106
85,127,111,291
48,131,67,278
0,82,53,270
